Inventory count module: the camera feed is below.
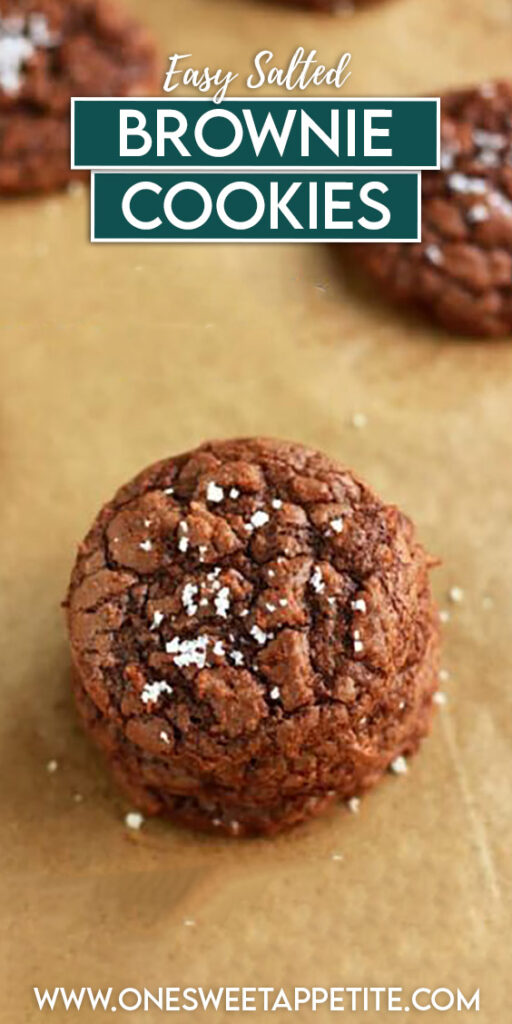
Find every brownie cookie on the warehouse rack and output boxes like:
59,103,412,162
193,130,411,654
352,82,512,336
0,0,156,194
66,438,440,837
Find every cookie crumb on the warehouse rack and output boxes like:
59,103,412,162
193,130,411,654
351,412,367,429
125,811,144,830
433,691,448,706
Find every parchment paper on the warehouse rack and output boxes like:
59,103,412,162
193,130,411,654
1,0,511,1020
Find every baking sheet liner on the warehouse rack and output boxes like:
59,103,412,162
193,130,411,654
1,0,511,1020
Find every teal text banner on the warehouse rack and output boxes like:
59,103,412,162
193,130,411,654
91,171,421,243
74,98,439,170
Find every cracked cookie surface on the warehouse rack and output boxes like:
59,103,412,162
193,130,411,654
0,0,156,193
66,437,440,836
352,82,512,337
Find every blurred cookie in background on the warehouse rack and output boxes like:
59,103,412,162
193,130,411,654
350,82,512,337
0,0,157,194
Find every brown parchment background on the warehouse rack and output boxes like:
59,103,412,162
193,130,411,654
1,0,511,1020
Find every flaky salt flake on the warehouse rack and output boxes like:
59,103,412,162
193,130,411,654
467,203,489,224
310,566,325,594
250,510,270,529
474,128,505,151
353,629,364,654
265,603,276,612
164,486,174,495
206,481,224,503
272,499,283,509
449,586,464,604
182,582,199,617
447,172,487,195
139,539,152,552
178,520,189,552
213,640,225,657
331,853,343,862
141,680,173,705
269,686,280,701
441,150,455,171
425,243,444,266
330,518,343,534
28,13,59,48
250,625,268,646
160,730,171,744
46,759,58,774
214,586,230,618
183,918,196,927
166,635,209,669
125,811,144,831
439,609,451,624
439,668,450,683
347,797,360,814
150,610,164,631
390,755,408,775
230,650,244,666
351,598,367,613
229,487,240,499
0,25,35,96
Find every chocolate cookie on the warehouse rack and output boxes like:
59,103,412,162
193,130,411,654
352,82,512,336
0,0,156,194
66,438,440,837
